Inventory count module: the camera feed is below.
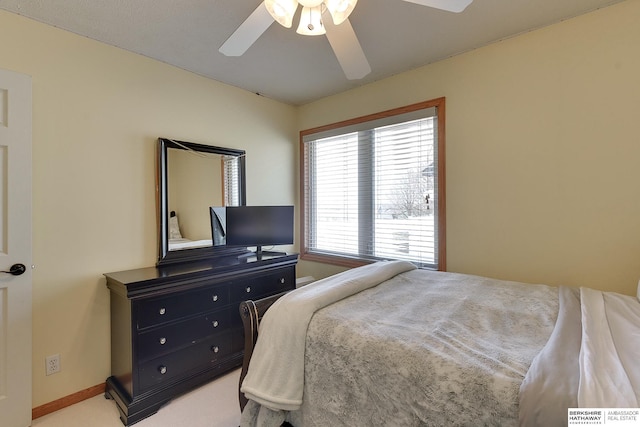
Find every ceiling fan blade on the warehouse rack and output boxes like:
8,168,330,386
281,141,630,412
401,0,473,13
219,2,275,56
324,17,371,80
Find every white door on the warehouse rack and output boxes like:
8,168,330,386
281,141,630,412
0,69,33,427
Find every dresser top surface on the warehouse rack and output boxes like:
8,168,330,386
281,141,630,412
104,253,298,287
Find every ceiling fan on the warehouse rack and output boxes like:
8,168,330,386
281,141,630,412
219,0,473,80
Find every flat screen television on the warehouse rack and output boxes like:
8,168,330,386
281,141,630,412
223,205,294,256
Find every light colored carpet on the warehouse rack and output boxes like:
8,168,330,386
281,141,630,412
31,369,241,427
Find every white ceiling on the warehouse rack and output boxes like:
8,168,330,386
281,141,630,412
0,0,625,105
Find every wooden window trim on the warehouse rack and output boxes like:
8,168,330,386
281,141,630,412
299,97,446,271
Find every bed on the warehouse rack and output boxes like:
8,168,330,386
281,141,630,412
238,261,640,427
167,211,213,250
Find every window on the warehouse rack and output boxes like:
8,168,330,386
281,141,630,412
301,98,445,270
222,155,242,206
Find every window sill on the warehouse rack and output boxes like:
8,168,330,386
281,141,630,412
300,251,372,269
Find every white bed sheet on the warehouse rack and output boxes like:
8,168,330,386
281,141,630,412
168,238,212,250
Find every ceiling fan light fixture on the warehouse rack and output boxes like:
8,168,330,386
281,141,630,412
325,0,358,25
296,6,326,36
265,0,298,28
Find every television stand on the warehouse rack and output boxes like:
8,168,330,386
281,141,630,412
238,246,287,260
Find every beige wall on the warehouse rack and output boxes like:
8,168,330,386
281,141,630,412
298,0,640,295
0,10,297,407
1,0,639,412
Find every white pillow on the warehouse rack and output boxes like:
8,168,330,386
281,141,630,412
169,215,182,240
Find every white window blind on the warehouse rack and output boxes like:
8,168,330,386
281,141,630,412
302,104,441,268
223,156,241,206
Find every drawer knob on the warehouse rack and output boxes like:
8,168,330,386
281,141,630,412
245,286,251,293
211,346,219,353
280,278,285,284
159,308,166,315
158,365,167,375
212,320,219,328
159,337,167,345
212,294,218,302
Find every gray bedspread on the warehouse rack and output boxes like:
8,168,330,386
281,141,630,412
242,268,559,427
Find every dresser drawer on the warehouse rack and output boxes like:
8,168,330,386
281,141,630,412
137,307,233,361
231,267,295,302
136,283,229,329
138,331,234,391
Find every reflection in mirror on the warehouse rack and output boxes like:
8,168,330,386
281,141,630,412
167,148,237,250
157,138,246,265
210,207,226,246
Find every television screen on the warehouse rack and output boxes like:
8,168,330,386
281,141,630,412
224,206,294,253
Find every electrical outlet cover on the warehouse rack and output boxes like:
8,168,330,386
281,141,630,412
46,354,60,375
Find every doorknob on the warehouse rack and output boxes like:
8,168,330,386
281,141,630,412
1,263,26,276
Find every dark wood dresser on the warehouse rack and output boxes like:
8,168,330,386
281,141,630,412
104,253,298,426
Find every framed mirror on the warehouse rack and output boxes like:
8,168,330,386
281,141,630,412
157,138,247,265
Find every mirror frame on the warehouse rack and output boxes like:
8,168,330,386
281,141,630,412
157,138,247,266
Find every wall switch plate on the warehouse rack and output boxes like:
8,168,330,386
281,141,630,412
46,354,61,375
